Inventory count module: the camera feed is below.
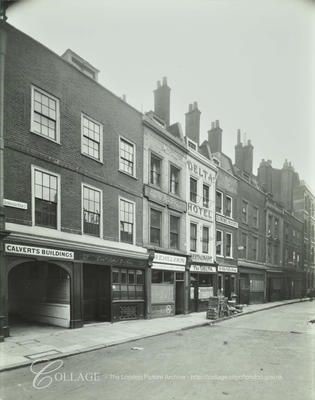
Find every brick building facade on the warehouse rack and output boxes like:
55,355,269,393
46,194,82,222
1,23,148,336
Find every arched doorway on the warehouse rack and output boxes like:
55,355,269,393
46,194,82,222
8,261,71,329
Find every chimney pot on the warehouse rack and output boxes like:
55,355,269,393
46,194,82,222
211,121,215,129
193,101,198,110
215,120,219,128
162,76,167,85
237,129,241,144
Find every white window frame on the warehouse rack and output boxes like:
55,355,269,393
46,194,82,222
225,195,233,218
119,196,136,245
216,229,223,256
216,190,223,214
169,163,180,195
149,207,163,247
242,199,248,224
226,232,233,258
202,225,210,254
169,213,180,250
253,206,259,228
119,136,137,178
81,183,103,238
81,113,103,163
190,221,198,252
31,165,61,230
31,86,60,143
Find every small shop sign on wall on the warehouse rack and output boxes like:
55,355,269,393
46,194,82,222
4,199,28,210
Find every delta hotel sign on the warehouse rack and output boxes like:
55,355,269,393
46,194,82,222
187,160,215,221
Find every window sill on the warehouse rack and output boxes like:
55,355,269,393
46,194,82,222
81,152,103,165
119,169,138,180
30,130,60,145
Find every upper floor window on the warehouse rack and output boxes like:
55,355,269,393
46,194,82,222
226,232,232,258
190,178,197,203
216,230,223,256
170,165,180,195
216,191,223,214
150,154,161,186
187,139,197,151
202,226,209,254
253,207,259,228
33,166,59,229
82,185,102,237
241,200,248,223
119,137,135,177
31,86,60,143
226,196,232,218
119,198,135,244
203,185,209,208
268,214,273,235
150,209,162,246
274,218,279,237
81,114,103,162
190,223,197,252
170,215,180,249
241,232,248,258
252,236,258,261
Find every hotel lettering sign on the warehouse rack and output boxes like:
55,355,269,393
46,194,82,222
190,265,216,273
188,202,213,221
187,161,215,184
216,214,238,228
5,244,74,260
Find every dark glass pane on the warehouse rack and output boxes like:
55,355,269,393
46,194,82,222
163,271,174,283
152,270,162,283
35,199,57,228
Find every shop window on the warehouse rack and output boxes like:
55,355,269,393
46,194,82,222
202,226,209,253
152,270,174,284
170,215,180,249
218,275,223,290
31,86,60,142
119,198,135,244
150,154,161,186
150,209,162,246
203,185,209,208
225,196,232,218
33,166,59,229
190,223,197,252
226,233,232,258
82,184,102,237
175,272,184,281
216,230,223,256
119,137,135,177
112,268,144,300
216,191,223,214
81,114,103,162
169,165,180,195
190,177,197,203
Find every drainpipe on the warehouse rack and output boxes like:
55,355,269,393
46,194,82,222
0,15,9,341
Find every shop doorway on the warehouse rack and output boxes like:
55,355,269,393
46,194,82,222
8,261,71,329
175,272,185,314
83,265,111,323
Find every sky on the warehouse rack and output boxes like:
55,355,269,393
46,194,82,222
7,0,315,191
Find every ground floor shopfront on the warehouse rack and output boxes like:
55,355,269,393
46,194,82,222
2,237,148,336
266,268,305,302
238,262,266,305
147,252,188,318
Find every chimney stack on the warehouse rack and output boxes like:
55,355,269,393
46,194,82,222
235,129,243,171
154,77,171,127
185,102,201,145
208,119,222,153
242,139,254,175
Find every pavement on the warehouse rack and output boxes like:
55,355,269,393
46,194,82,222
0,298,310,372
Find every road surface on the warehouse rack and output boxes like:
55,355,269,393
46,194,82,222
0,301,314,400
